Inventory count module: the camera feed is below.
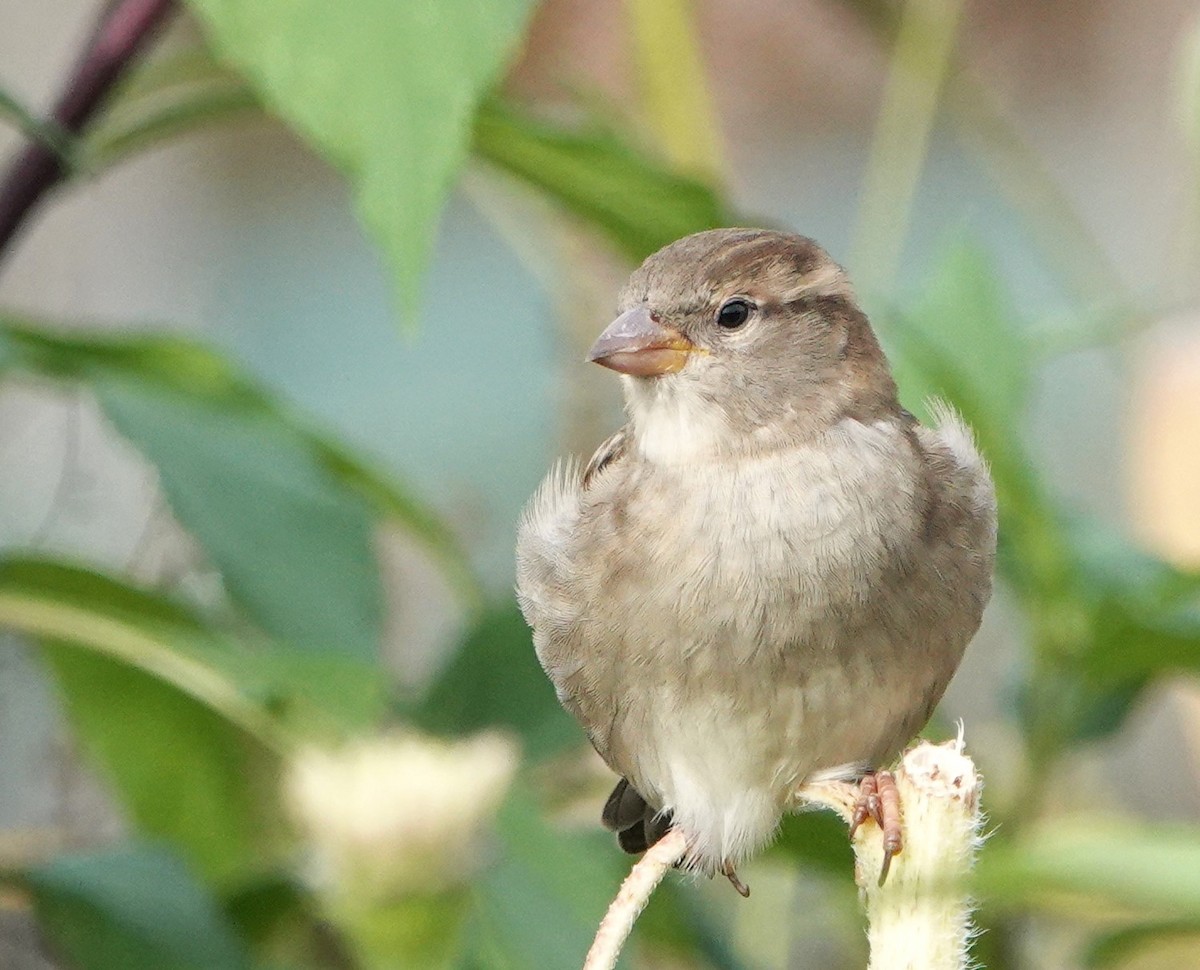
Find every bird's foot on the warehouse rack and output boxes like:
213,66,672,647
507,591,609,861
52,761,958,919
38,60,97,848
848,770,903,885
720,859,750,898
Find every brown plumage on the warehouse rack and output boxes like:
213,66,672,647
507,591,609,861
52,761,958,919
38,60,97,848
516,229,996,881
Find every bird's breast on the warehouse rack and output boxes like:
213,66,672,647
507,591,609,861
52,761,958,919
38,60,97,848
583,419,924,650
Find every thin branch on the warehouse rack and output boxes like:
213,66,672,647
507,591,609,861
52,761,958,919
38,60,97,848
584,827,688,970
0,0,177,263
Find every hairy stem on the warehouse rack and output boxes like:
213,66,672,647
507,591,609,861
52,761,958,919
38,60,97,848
583,827,688,970
799,737,983,970
0,0,177,262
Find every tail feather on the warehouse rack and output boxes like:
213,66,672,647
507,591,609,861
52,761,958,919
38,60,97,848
602,778,672,855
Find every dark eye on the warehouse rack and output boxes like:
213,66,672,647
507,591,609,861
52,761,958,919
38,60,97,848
716,298,754,330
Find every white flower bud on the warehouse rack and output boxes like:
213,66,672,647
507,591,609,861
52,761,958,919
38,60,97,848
284,730,519,900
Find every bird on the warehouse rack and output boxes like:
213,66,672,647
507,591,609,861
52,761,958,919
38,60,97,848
515,228,996,894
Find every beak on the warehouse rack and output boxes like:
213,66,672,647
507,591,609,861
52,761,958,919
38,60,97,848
587,306,699,377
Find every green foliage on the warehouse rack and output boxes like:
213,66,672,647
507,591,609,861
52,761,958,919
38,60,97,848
182,0,538,318
3,1,1200,968
979,822,1200,916
0,556,385,886
0,321,477,652
469,788,628,967
23,842,253,970
42,644,274,886
412,602,577,761
1083,920,1200,968
473,97,733,263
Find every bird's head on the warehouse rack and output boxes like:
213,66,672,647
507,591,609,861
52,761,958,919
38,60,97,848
588,228,900,459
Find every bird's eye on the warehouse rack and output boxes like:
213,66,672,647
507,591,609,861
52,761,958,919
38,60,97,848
716,297,754,330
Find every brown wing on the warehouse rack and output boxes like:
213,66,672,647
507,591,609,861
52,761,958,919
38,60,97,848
582,426,630,489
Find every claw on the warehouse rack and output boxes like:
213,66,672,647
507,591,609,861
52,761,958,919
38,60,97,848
848,773,879,840
850,770,905,886
875,770,903,886
721,859,751,898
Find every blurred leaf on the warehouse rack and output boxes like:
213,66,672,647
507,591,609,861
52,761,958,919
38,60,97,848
224,874,354,970
69,39,262,175
888,237,1029,444
0,86,75,160
637,880,750,970
0,321,479,649
1071,520,1200,606
335,893,470,970
473,97,733,264
413,602,577,761
1083,919,1200,968
1086,602,1200,685
0,556,385,880
183,0,537,318
470,786,628,968
1070,523,1200,689
86,86,261,170
25,842,253,970
0,556,279,745
978,821,1200,917
43,644,273,885
99,374,382,657
849,0,966,293
0,556,386,743
769,808,856,876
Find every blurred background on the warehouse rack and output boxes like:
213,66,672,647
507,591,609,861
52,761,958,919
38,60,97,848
2,1,1200,968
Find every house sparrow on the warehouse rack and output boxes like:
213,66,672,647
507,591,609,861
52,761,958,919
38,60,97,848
516,228,996,893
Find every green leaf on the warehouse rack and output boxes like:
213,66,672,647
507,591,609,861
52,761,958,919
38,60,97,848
70,40,262,176
1083,919,1200,968
769,808,856,876
0,556,386,880
43,644,273,885
0,321,479,651
412,602,578,761
470,786,629,968
473,97,733,263
0,556,386,743
86,86,261,171
224,873,355,970
636,880,751,970
1070,522,1200,691
978,821,1200,917
888,237,1029,441
334,893,470,970
0,86,75,161
25,842,253,970
183,0,538,317
97,373,382,657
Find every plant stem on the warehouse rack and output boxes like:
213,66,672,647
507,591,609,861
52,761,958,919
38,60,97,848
851,0,966,295
623,0,725,182
0,0,177,263
584,827,688,970
799,738,983,970
845,0,1133,310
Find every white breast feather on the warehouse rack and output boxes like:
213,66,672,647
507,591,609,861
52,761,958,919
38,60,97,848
624,374,729,464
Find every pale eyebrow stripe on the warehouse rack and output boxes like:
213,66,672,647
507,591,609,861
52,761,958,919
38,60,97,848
776,261,851,302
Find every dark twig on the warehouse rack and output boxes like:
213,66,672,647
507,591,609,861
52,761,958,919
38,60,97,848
0,0,177,263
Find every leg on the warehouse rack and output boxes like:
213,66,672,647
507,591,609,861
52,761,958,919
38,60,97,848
849,770,903,884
